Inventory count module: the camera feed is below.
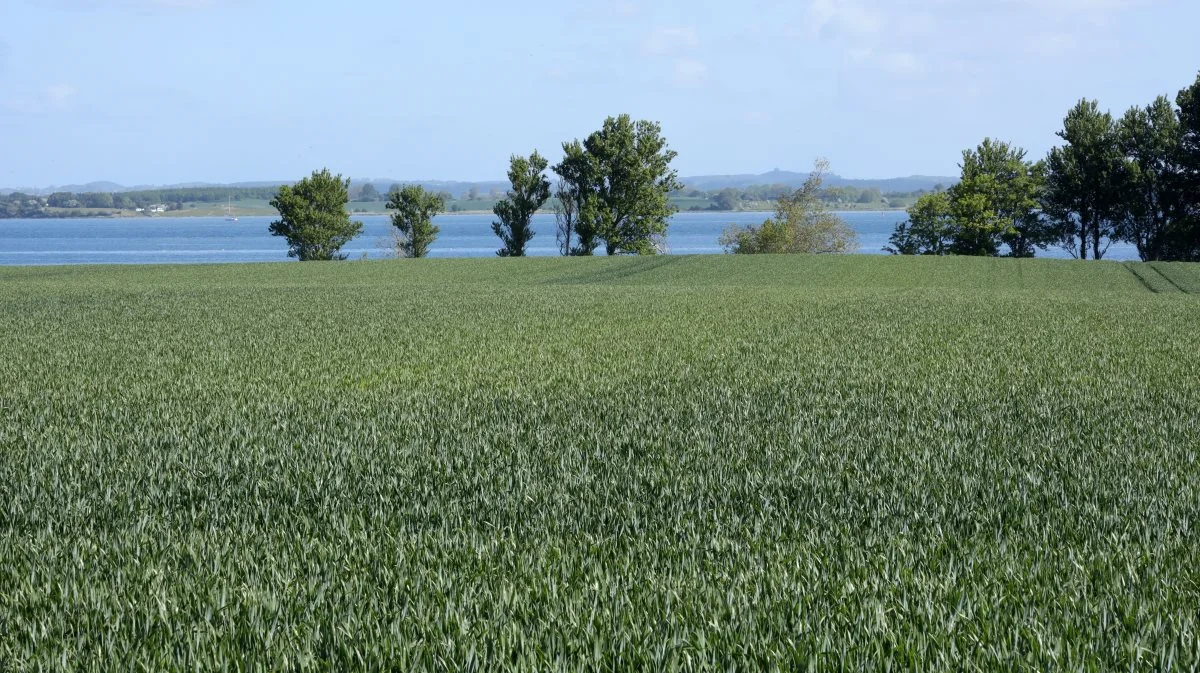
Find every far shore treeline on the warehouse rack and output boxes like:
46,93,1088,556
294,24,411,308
0,187,282,217
0,178,929,219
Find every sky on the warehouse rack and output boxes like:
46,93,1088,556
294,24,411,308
1,0,1198,188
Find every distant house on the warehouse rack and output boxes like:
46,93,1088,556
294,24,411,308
148,204,167,213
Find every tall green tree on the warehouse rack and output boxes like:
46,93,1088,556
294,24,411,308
886,191,955,255
1172,73,1200,259
268,169,363,261
1180,73,1200,182
553,115,682,255
887,140,1047,257
82,192,115,209
552,140,600,255
386,185,444,258
721,160,858,254
357,183,380,202
949,139,1050,257
47,192,74,208
1115,96,1193,261
492,151,551,257
712,188,741,212
1043,100,1125,260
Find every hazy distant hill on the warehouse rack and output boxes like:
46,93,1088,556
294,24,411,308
1,179,510,199
1,181,129,195
680,171,956,192
3,172,955,197
0,180,296,197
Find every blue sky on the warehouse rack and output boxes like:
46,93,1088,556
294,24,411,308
2,0,1198,187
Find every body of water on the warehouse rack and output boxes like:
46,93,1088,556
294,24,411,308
0,211,1139,265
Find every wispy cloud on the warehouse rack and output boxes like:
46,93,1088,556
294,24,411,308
636,24,706,89
575,0,640,21
147,0,217,7
808,0,882,38
641,26,699,56
608,0,639,18
847,47,873,63
672,59,708,88
45,84,78,109
2,84,79,115
40,0,223,9
880,51,922,76
742,110,772,125
803,0,1148,87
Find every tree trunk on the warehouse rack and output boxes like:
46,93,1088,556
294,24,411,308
1077,211,1088,260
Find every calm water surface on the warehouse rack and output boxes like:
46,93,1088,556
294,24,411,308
0,211,1138,265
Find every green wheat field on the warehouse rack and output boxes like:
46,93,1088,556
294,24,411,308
1,255,1198,670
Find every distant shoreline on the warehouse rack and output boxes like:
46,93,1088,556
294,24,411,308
6,205,909,221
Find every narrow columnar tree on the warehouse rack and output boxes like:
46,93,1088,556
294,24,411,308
492,151,551,257
386,185,445,259
552,140,600,255
553,179,579,256
268,169,362,261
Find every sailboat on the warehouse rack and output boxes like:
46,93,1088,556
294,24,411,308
225,196,238,222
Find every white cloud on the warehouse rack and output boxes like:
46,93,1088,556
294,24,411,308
38,0,224,9
641,26,699,56
803,0,1147,84
637,25,705,88
575,0,640,20
149,0,216,6
672,59,708,88
807,0,883,37
45,84,78,110
742,110,773,124
1017,0,1144,8
808,0,836,27
2,84,78,115
609,0,639,17
881,51,922,76
847,47,874,63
